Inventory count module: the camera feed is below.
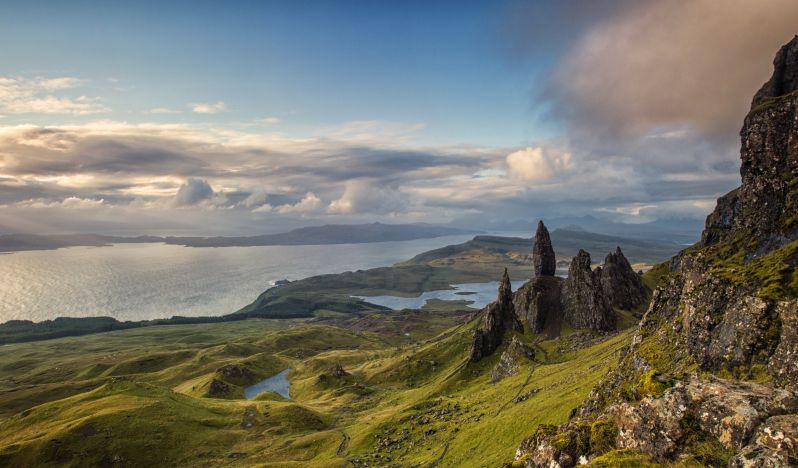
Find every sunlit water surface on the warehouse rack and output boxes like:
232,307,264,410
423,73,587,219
0,235,477,322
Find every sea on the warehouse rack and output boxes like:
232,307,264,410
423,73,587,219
0,235,478,323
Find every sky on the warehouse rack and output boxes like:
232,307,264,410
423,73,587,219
0,0,796,235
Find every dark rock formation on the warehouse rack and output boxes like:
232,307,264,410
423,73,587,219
316,363,352,385
331,363,349,378
561,250,614,331
701,188,740,246
491,336,535,382
752,35,798,107
207,379,232,397
738,35,798,247
216,364,256,385
513,276,562,338
469,268,523,362
598,247,646,311
532,221,556,277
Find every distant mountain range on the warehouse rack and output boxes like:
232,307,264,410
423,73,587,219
453,215,704,244
0,223,478,253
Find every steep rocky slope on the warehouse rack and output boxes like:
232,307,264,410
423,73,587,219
511,35,798,468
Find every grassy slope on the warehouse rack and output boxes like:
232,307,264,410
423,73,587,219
0,313,633,467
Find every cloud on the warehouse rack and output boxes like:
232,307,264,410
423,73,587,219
256,117,281,125
277,192,322,214
328,180,409,215
174,178,214,206
191,101,227,114
0,76,108,115
0,118,737,234
545,0,798,136
506,146,572,182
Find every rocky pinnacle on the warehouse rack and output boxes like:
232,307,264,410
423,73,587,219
532,221,556,277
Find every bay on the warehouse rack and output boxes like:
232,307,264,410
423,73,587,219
0,235,475,323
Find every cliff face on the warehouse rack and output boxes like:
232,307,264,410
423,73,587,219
736,36,798,249
561,250,613,331
513,35,798,467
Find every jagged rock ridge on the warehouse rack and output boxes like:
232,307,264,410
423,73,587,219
470,222,647,361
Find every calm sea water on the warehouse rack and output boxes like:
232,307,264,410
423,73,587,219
0,235,476,323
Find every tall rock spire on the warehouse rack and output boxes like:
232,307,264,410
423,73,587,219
468,268,523,362
532,221,556,277
498,267,512,305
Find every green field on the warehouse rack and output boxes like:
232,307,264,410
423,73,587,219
0,312,635,466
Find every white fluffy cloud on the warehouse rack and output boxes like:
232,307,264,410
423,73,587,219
328,180,409,215
506,146,572,182
277,192,323,214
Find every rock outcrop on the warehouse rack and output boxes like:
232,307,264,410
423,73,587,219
597,247,646,311
561,250,614,331
736,35,798,248
491,336,536,382
469,268,523,362
607,376,798,458
531,221,556,277
701,188,740,246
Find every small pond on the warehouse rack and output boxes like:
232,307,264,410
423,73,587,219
244,368,291,399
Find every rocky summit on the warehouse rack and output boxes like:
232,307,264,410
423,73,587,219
512,35,798,467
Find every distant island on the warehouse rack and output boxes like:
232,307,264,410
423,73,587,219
0,223,478,253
